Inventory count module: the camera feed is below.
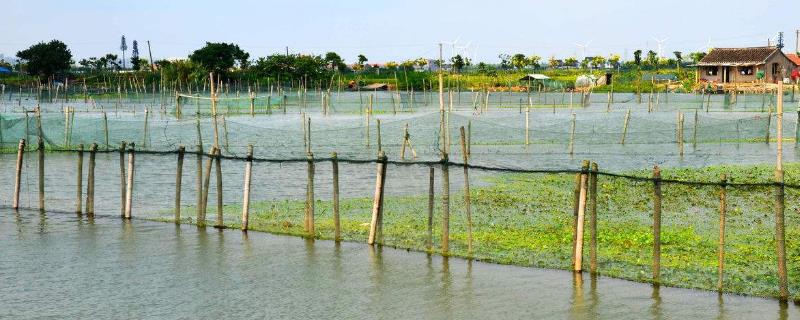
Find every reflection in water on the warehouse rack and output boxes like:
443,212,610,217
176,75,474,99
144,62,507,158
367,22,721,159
571,272,585,318
2,212,799,319
650,285,662,320
38,210,47,234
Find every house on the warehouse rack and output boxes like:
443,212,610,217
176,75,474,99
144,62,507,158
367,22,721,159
696,46,795,84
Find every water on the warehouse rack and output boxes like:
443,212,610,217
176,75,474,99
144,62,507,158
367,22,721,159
1,209,798,319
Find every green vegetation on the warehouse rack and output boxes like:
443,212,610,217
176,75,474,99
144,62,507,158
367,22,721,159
153,162,800,300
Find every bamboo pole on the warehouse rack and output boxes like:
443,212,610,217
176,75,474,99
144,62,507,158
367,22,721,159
119,141,127,217
175,146,185,223
200,146,215,227
717,173,727,291
368,151,388,245
775,81,788,300
76,144,83,214
124,143,135,219
196,144,204,226
441,153,450,254
621,110,631,144
86,143,97,215
305,151,315,236
569,113,576,155
12,139,25,209
589,162,599,273
573,160,589,271
460,127,473,254
37,137,44,211
241,145,253,231
214,146,223,228
427,166,435,251
332,152,341,240
652,165,662,284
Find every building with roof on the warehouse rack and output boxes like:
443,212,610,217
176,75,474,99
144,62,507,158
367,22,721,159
696,46,796,84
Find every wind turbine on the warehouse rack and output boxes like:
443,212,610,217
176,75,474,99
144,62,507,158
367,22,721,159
652,36,669,58
442,35,462,58
575,40,592,59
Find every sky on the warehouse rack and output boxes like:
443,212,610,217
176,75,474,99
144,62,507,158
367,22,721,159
2,0,799,64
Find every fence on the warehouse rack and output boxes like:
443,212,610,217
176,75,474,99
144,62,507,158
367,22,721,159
1,139,798,300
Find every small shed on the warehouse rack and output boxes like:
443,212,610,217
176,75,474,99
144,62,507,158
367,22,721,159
696,46,795,84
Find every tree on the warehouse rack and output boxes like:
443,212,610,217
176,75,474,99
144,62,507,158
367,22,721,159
608,54,621,69
646,50,658,66
16,40,72,78
511,53,527,70
673,51,683,70
689,52,706,64
564,57,578,68
400,59,415,71
415,58,428,69
591,56,606,69
131,40,142,70
357,54,368,67
527,55,542,70
323,52,346,72
385,61,398,70
188,42,250,76
633,50,642,67
120,35,127,69
450,55,465,73
252,53,329,82
548,56,559,69
476,62,488,74
498,54,511,70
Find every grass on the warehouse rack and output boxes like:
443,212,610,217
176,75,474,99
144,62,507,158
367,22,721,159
148,161,800,300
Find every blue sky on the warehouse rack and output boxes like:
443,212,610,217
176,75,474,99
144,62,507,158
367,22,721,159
3,0,798,63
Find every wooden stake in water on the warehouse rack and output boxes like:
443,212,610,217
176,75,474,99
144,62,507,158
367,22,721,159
573,160,589,271
332,152,341,240
460,127,473,254
214,146,223,228
119,141,127,217
305,151,315,237
588,162,599,273
175,146,185,223
37,137,44,211
12,139,25,209
652,165,662,284
200,147,216,227
775,81,789,301
76,144,84,214
368,151,388,245
241,145,254,231
441,153,450,254
427,166,435,251
717,173,727,291
86,143,97,215
621,110,631,144
569,113,577,155
124,143,135,219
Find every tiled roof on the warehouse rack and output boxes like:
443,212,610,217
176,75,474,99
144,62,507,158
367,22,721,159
787,53,800,66
698,47,778,66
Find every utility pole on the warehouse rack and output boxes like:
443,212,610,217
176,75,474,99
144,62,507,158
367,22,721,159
795,29,799,53
147,41,154,71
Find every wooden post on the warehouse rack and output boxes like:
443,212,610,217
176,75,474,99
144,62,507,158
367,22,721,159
305,151,315,236
717,173,727,291
589,162,599,273
241,145,253,231
86,143,97,215
573,160,589,271
175,146,185,223
775,81,789,300
376,119,382,153
196,144,204,226
427,166,435,251
460,127,473,254
693,110,699,148
120,143,135,219
569,113,576,155
765,109,772,144
332,152,341,241
525,108,530,145
37,137,44,210
441,153,450,254
214,146,223,228
368,151,388,245
621,110,631,144
652,165,662,284
76,144,84,214
119,141,127,217
200,146,215,227
12,139,25,209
